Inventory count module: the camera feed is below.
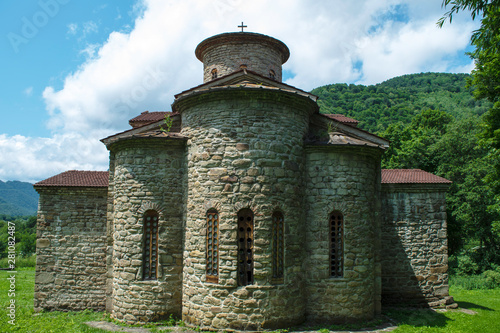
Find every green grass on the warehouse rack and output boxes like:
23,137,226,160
0,268,107,332
1,269,500,332
385,288,500,333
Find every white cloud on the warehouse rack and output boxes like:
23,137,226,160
79,43,100,59
67,23,78,36
0,133,109,183
82,21,99,36
1,0,479,182
356,18,476,84
24,87,33,97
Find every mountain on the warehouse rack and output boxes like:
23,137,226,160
0,180,38,216
312,72,492,133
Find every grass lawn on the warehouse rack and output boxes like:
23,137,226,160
1,268,499,332
385,288,500,332
0,268,107,332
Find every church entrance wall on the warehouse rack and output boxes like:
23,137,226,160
381,185,450,306
304,147,382,323
34,187,108,312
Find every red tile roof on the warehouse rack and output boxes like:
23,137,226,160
34,169,449,188
34,170,109,187
321,114,360,127
129,111,176,128
382,169,451,184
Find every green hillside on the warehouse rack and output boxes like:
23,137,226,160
312,72,492,132
0,180,38,216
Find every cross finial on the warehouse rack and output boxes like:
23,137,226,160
238,22,247,32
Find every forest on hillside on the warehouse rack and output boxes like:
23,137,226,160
0,180,38,216
314,72,499,275
312,72,492,133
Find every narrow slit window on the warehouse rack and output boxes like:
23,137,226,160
143,210,159,281
237,208,254,286
272,211,284,282
206,209,219,283
269,69,276,80
211,68,218,80
330,211,344,278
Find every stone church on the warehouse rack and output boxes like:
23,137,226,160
34,31,453,330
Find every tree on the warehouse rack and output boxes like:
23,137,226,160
379,109,452,171
440,0,500,242
433,116,500,266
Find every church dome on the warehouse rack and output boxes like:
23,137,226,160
195,31,290,83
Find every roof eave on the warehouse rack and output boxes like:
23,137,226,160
173,69,318,103
101,114,182,147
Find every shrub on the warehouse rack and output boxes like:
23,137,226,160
483,269,500,289
457,254,479,275
0,254,36,269
450,267,500,290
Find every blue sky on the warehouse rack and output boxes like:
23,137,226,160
0,0,137,138
0,0,478,182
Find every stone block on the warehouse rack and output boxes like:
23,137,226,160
36,272,55,284
232,159,252,168
36,238,51,248
430,265,448,274
220,175,238,183
236,143,249,151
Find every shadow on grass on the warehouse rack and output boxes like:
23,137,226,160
383,308,451,328
456,301,494,311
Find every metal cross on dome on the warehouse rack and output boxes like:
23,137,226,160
238,22,247,32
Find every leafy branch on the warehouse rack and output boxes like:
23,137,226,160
160,114,173,133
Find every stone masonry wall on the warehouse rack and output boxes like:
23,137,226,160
34,187,108,312
305,147,382,323
177,89,316,330
381,184,450,306
201,42,284,82
106,152,117,312
109,139,186,323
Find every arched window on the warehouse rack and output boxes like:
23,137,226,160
269,69,276,80
272,211,284,283
206,209,219,283
240,64,248,70
237,208,254,286
330,211,344,278
143,210,159,280
211,68,218,80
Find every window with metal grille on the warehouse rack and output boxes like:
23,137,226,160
272,211,284,282
330,211,344,278
206,209,219,283
237,208,254,286
143,210,159,280
211,68,218,80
